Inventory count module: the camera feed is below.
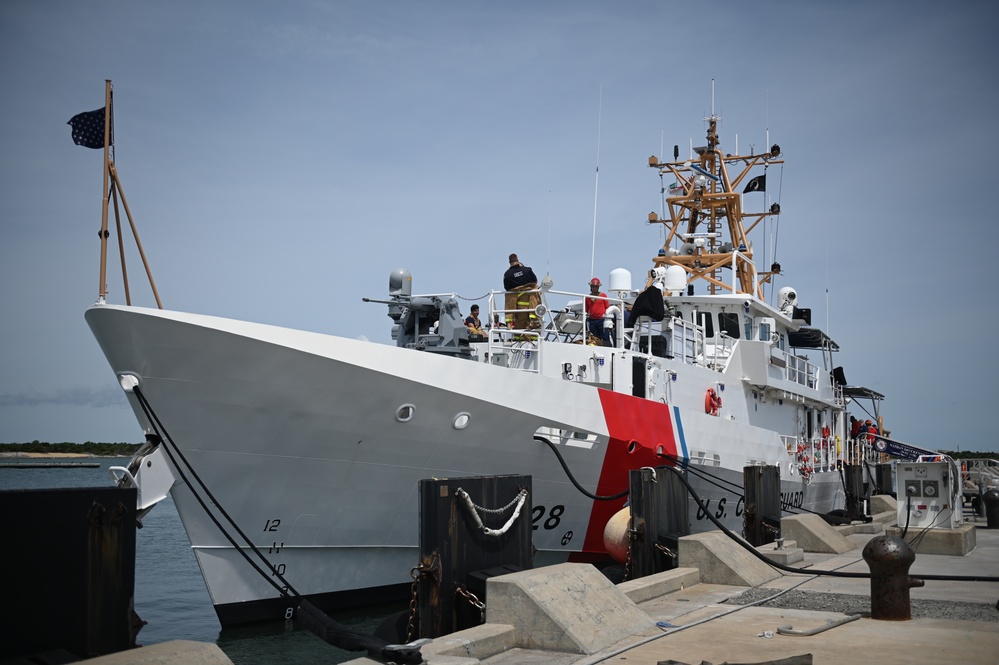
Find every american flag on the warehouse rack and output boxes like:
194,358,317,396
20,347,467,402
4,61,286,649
68,107,106,149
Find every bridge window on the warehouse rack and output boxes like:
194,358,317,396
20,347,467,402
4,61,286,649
718,313,740,339
696,312,714,337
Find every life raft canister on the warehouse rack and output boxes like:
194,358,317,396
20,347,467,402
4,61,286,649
705,388,722,416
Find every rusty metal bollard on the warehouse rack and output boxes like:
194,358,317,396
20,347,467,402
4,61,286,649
862,535,925,620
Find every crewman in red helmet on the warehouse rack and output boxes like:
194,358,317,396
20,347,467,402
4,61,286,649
585,277,610,345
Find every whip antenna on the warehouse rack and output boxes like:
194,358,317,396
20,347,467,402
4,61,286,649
546,189,552,274
590,84,602,279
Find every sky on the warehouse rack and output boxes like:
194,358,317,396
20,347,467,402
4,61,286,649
1,1,997,453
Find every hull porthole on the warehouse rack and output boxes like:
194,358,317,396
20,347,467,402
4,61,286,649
395,404,416,423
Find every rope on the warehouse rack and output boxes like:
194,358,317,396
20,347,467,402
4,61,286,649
132,387,299,597
131,386,426,662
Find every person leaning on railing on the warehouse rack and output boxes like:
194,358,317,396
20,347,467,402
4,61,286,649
503,254,540,330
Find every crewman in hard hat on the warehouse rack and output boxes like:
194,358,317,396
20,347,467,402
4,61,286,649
503,254,540,332
585,277,610,345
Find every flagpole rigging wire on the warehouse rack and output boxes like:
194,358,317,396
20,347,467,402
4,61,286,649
772,164,784,303
659,131,667,246
99,80,112,302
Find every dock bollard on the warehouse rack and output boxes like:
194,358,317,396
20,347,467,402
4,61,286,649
862,535,924,620
984,489,999,529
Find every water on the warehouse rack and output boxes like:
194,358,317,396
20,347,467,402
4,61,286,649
0,459,402,664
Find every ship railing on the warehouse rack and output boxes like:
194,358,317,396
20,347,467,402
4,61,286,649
703,331,734,370
486,288,626,349
841,436,880,466
671,316,703,365
485,327,542,372
625,318,660,353
831,381,845,408
625,316,703,365
783,435,837,477
806,436,836,473
779,352,820,390
961,459,999,495
781,435,803,478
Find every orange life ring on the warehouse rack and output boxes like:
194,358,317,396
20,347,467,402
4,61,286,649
705,388,722,416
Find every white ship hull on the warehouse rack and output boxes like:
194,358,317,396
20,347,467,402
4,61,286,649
88,303,843,624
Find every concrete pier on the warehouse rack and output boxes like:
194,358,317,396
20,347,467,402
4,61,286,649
344,508,999,665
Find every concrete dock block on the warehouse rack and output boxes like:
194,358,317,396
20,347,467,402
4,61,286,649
80,641,233,665
885,523,977,556
871,509,897,525
834,523,857,536
870,494,897,516
781,513,853,553
852,521,885,534
420,623,517,661
755,541,804,565
617,567,700,604
345,655,477,665
484,562,655,654
677,531,780,586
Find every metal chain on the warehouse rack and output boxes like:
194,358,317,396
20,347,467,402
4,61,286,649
405,554,440,642
654,541,676,561
457,487,526,514
405,569,420,642
624,538,632,581
455,584,486,624
455,488,529,538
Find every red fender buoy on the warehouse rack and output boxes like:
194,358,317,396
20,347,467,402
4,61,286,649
603,507,631,564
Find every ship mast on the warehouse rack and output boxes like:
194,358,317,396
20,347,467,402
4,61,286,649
647,116,783,299
90,80,163,309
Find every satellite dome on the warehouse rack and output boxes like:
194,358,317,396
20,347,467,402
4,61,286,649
663,265,687,295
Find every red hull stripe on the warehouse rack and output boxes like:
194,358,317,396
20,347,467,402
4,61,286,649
576,390,679,555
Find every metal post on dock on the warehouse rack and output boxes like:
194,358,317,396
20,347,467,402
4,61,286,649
743,465,781,546
627,466,689,578
863,534,924,620
843,464,866,521
414,474,532,639
874,462,894,497
4,487,140,660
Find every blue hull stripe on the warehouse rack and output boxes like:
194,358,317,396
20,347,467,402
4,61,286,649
673,406,689,461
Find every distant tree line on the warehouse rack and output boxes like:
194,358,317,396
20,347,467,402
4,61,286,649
940,450,998,461
0,441,143,456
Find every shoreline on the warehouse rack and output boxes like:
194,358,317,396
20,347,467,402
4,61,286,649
0,452,116,459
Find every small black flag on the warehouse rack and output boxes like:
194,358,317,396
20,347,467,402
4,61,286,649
743,174,766,194
68,107,106,149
